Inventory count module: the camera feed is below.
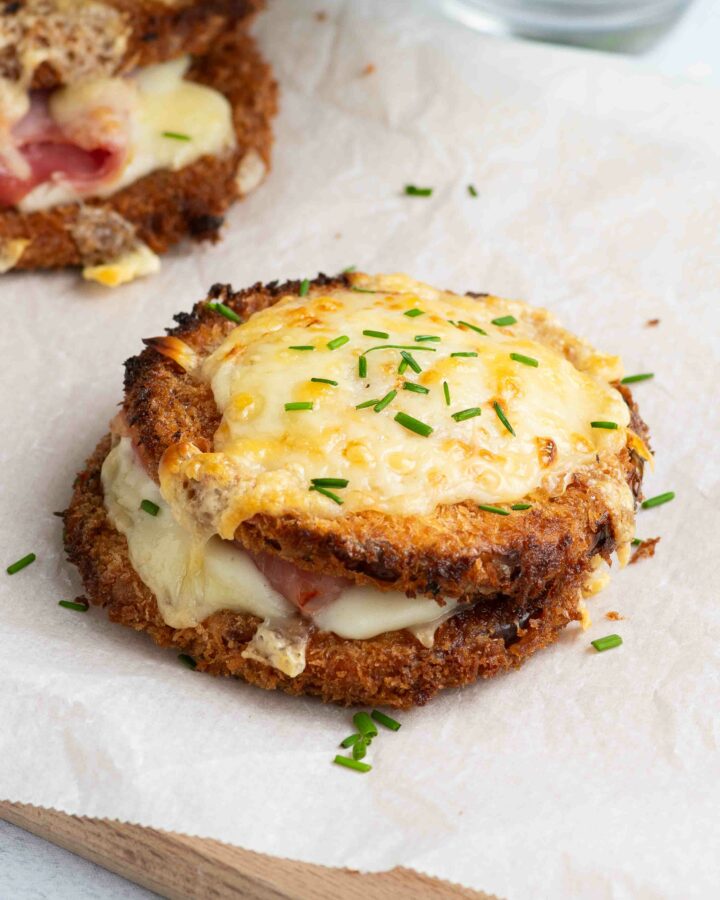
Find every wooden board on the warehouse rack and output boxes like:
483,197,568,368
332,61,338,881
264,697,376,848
0,802,496,900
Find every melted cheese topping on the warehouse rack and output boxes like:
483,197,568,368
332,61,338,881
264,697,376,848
159,274,630,540
19,56,235,212
102,438,455,642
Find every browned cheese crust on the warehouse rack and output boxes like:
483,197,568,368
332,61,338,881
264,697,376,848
0,25,277,269
64,276,650,707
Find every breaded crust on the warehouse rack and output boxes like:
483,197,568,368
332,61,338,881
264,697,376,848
64,435,584,708
122,275,649,603
0,25,277,269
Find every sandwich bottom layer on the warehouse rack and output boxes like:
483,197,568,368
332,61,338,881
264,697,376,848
64,436,585,708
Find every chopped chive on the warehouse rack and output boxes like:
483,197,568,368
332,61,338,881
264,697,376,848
443,381,451,406
333,755,371,773
358,355,368,378
310,377,338,385
400,350,422,374
342,265,357,273
178,653,197,669
457,320,487,336
352,739,368,761
510,353,539,367
394,411,433,437
467,183,478,197
58,600,88,612
452,407,482,422
492,315,517,327
398,358,409,374
363,344,436,354
289,345,315,351
591,634,623,652
311,477,349,488
402,382,429,394
404,184,433,197
403,308,425,317
327,335,350,350
340,733,361,748
511,503,532,511
414,335,441,342
631,537,643,546
371,709,401,731
356,398,379,409
591,421,619,430
6,553,36,575
299,278,310,297
641,491,675,510
284,401,314,411
374,390,397,413
162,130,191,141
353,711,378,737
140,498,160,516
493,401,515,435
363,329,389,339
450,351,478,358
208,301,242,324
478,504,510,516
621,373,654,384
351,287,377,294
310,485,344,505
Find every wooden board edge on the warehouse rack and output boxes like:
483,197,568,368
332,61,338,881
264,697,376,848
0,801,497,900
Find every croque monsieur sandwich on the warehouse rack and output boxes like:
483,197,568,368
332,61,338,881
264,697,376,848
64,273,652,707
0,0,277,285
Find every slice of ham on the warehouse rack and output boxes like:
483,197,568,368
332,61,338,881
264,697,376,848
250,551,351,614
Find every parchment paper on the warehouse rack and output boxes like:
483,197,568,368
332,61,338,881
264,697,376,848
1,2,719,897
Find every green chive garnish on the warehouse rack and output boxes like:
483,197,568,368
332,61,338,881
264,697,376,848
353,711,378,738
299,278,310,297
492,315,517,327
591,421,619,430
400,350,422,374
311,478,349,488
285,401,313,411
510,353,539,367
621,373,654,384
404,184,433,197
340,733,361,748
140,499,160,516
363,329,389,339
394,411,433,437
451,351,478,358
458,320,487,336
352,741,367,761
398,358,409,374
351,287,377,294
493,401,515,435
403,308,425,317
374,390,397,412
591,634,623,652
58,600,88,612
403,382,429,394
289,345,315,351
327,335,349,350
631,537,643,546
333,755,371,773
452,407,482,422
359,355,367,378
371,709,401,731
178,653,197,669
467,183,478,197
310,485,344,505
6,553,36,575
162,131,191,141
208,301,242,324
414,335,441,342
342,265,357,273
641,491,675,509
443,381,451,406
511,503,532,511
356,398,379,409
478,504,510,516
310,377,338,385
364,344,436,354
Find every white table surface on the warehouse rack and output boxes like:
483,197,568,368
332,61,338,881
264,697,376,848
1,0,718,896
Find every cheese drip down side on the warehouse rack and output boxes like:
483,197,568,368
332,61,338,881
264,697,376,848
102,438,457,641
159,274,631,540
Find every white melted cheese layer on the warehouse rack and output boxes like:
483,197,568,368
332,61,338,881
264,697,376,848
159,275,629,539
19,56,235,212
102,438,456,639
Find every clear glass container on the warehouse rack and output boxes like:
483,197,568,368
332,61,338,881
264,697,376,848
435,0,694,52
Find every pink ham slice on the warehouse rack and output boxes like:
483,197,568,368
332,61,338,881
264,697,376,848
250,551,351,614
0,91,126,208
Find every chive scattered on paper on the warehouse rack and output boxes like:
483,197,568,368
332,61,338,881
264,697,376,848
371,709,401,731
591,634,623,652
178,654,197,669
353,711,378,738
641,491,675,510
404,184,433,197
467,184,478,197
340,733,361,748
6,553,36,575
58,600,88,612
621,373,654,384
333,755,372,773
